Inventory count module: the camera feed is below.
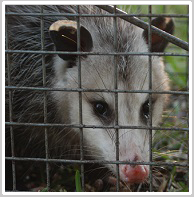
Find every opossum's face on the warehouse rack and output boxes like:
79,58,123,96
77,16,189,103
53,54,169,183
50,17,173,183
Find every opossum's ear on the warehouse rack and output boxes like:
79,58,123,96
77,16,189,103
143,17,174,52
49,20,93,61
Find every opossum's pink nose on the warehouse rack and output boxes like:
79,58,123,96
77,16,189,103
120,164,149,183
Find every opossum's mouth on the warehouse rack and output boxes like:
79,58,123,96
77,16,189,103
120,164,149,184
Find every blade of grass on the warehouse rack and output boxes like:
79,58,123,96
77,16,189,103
75,170,82,192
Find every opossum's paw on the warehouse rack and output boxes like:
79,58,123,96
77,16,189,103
120,164,149,184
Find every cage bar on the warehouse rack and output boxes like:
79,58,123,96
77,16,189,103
148,5,153,192
76,5,85,192
5,6,16,191
40,5,51,191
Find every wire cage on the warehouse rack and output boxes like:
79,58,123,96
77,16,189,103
5,5,189,192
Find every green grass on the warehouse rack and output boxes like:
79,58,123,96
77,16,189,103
75,170,82,192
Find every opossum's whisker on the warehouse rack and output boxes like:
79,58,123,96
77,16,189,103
140,70,149,91
67,69,105,96
83,93,106,105
84,166,107,174
66,71,79,86
117,129,133,140
55,128,76,141
61,148,103,157
84,64,105,98
101,170,114,182
153,78,169,91
91,61,107,89
60,153,103,158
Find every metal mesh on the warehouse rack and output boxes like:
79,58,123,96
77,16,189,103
5,5,189,192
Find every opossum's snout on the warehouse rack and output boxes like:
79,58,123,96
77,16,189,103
120,158,149,183
119,142,149,183
120,165,149,183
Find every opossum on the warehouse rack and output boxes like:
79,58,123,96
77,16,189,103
5,5,174,190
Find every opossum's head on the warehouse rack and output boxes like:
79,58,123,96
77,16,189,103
50,17,174,184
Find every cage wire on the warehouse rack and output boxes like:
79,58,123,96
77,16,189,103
5,5,189,192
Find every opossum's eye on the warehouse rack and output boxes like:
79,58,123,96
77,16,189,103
93,101,109,117
142,100,150,120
